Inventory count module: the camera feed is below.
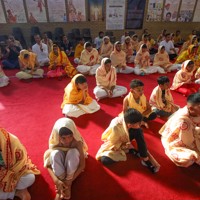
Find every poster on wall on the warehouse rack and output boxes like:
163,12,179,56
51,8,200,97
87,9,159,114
67,0,86,22
26,0,47,23
47,0,67,22
162,0,181,22
0,1,6,23
106,0,125,30
146,0,164,22
193,0,200,22
178,0,196,22
88,0,104,21
3,0,27,23
126,0,146,29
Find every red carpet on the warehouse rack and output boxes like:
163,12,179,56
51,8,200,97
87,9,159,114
1,68,200,200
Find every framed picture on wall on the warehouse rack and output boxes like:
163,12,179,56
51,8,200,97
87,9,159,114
25,0,47,23
106,0,125,30
126,0,146,29
88,0,104,21
47,0,67,22
0,1,6,23
146,0,164,22
67,0,86,22
162,0,181,22
3,0,27,23
178,0,196,22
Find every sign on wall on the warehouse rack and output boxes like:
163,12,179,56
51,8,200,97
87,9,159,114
47,0,67,22
106,0,125,30
178,0,196,22
88,0,104,21
146,0,164,22
126,0,146,29
3,0,27,23
67,0,86,22
25,0,47,23
0,1,6,23
162,0,181,22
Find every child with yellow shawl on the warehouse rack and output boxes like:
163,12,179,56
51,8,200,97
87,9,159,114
93,58,127,101
47,44,77,79
96,108,160,173
150,76,179,117
122,79,157,128
61,74,100,118
44,118,88,200
0,128,40,200
16,49,44,80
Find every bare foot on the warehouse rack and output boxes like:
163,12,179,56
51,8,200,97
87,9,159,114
15,189,31,200
54,193,62,200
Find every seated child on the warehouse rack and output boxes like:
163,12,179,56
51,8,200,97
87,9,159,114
76,42,100,75
16,50,44,80
0,65,9,87
153,46,180,72
47,44,77,79
171,60,200,96
159,93,200,167
0,128,40,200
61,74,100,118
110,41,135,74
96,108,160,173
134,44,165,75
44,118,88,200
150,76,179,117
123,79,157,128
93,58,127,101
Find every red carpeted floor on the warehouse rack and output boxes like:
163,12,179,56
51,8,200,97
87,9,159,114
1,68,200,200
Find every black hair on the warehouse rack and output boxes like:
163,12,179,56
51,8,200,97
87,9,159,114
124,108,143,124
85,42,92,48
166,12,171,16
187,93,200,104
99,31,104,35
157,76,170,85
104,58,111,65
130,79,144,89
161,46,165,50
187,60,194,66
59,127,73,136
165,33,171,37
24,54,29,59
75,75,87,84
142,44,147,49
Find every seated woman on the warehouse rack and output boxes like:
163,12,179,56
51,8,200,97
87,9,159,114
0,128,40,200
47,44,77,79
153,46,180,72
16,50,44,80
176,44,197,64
150,76,179,117
93,58,127,101
44,118,88,200
76,42,100,75
110,41,135,74
171,60,200,96
122,36,134,63
159,93,200,167
99,36,113,58
131,34,139,54
179,35,198,54
61,74,100,118
96,108,160,173
134,44,165,75
0,65,9,87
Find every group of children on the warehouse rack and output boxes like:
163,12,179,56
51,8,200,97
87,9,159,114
1,30,200,200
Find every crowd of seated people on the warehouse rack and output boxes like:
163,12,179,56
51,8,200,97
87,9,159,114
1,28,200,200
